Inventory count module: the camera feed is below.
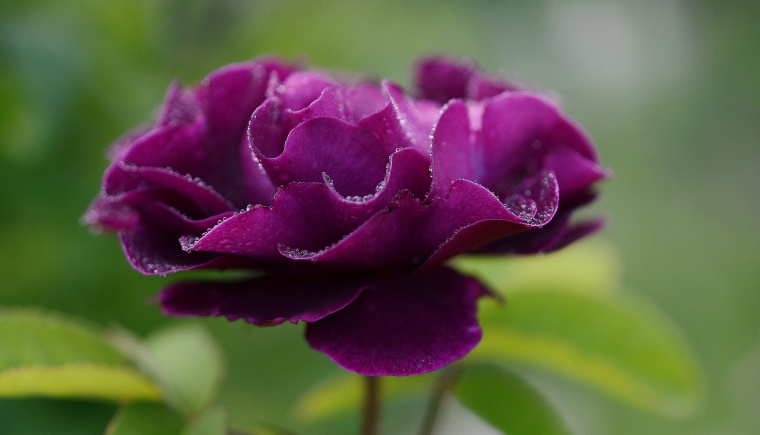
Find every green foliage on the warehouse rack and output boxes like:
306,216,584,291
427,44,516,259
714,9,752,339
106,403,185,435
0,308,229,434
472,289,703,417
108,323,225,415
0,309,160,402
454,364,572,435
182,406,228,435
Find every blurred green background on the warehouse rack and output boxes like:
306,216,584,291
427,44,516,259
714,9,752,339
1,0,758,433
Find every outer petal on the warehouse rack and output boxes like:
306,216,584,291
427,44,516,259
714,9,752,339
120,222,220,275
414,57,517,103
479,92,598,196
480,193,605,255
415,57,476,103
305,267,489,376
545,148,608,206
109,164,235,216
159,274,368,325
195,59,294,141
421,174,558,267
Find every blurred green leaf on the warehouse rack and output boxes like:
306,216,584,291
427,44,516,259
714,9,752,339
0,364,160,401
182,406,227,435
454,364,572,435
107,402,184,435
471,290,703,417
294,373,431,422
452,241,621,297
110,323,224,415
0,309,126,368
0,309,161,401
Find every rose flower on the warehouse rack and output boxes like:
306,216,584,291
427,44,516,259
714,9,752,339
84,56,607,376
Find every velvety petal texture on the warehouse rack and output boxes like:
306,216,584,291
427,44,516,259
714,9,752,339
85,55,607,376
306,267,489,376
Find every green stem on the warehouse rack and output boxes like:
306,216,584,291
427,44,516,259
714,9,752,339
362,375,381,435
419,363,464,435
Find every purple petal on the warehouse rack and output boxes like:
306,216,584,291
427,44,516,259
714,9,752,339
346,83,389,121
282,192,430,270
195,60,292,142
428,100,475,199
111,164,235,216
257,117,390,197
306,267,489,376
479,92,598,195
113,120,206,180
415,56,517,103
237,136,277,207
187,183,393,264
415,57,476,103
157,81,201,127
545,148,608,206
274,71,337,112
282,85,349,131
421,175,558,267
467,72,517,101
480,194,606,255
248,97,286,159
82,196,139,232
120,222,220,275
359,82,439,155
159,274,368,325
320,147,431,206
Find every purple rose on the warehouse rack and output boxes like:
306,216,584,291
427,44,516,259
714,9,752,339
84,56,607,375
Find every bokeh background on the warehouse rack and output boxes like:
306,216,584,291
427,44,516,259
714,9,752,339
1,0,758,433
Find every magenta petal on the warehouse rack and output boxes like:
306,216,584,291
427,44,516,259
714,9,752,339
82,196,139,232
306,267,489,376
545,148,608,205
159,274,367,325
467,73,517,101
320,147,431,207
346,83,388,121
259,118,390,197
120,222,218,275
188,183,387,263
286,192,430,270
114,164,235,215
429,100,474,199
114,121,206,180
415,57,476,103
157,81,200,127
421,176,558,267
283,85,349,130
479,92,596,192
275,71,337,112
195,61,291,142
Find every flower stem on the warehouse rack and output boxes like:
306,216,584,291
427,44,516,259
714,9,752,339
419,363,464,435
362,375,381,435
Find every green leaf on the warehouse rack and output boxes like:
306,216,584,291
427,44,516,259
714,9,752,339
454,364,572,435
452,241,620,296
107,403,185,435
182,406,227,435
471,290,704,417
0,309,126,369
0,309,161,401
0,364,161,401
294,373,432,421
110,323,224,415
